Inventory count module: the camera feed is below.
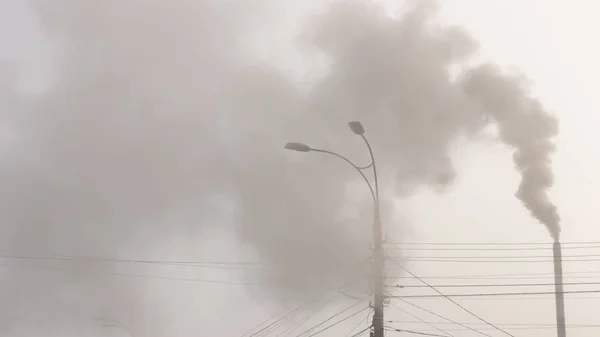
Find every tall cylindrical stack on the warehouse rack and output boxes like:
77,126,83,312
553,241,566,337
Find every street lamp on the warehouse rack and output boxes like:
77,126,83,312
284,120,385,337
348,121,365,135
284,142,311,152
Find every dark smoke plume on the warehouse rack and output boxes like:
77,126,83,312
0,0,559,334
461,65,560,239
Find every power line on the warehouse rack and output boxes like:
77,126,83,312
292,300,366,337
389,257,600,263
389,275,600,281
384,326,448,337
387,302,455,337
248,302,309,337
8,255,600,290
389,254,600,259
0,253,371,276
386,270,600,279
275,310,316,337
389,289,600,298
239,309,292,337
393,298,492,337
0,253,309,272
9,250,600,266
0,262,283,286
263,305,313,337
305,307,369,337
386,326,600,332
387,281,600,288
244,302,309,337
430,296,600,301
396,265,516,337
276,294,339,337
345,308,371,337
348,326,372,337
388,275,600,281
0,253,275,266
384,241,600,245
386,321,600,328
383,245,600,251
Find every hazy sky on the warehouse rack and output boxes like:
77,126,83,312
1,0,599,336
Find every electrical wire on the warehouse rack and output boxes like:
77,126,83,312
276,293,339,337
390,289,600,298
245,302,310,337
0,253,374,278
348,326,372,337
384,241,600,245
440,296,600,301
384,327,447,337
239,310,289,337
276,310,316,337
386,321,600,328
383,245,600,251
387,281,600,288
0,262,282,286
292,300,366,337
385,326,600,332
8,252,600,290
388,254,600,259
0,253,357,273
305,307,369,337
393,298,492,337
387,302,455,337
385,269,600,279
0,253,274,266
8,250,600,266
389,257,600,263
345,308,372,337
389,275,600,281
396,265,516,337
262,309,305,337
0,261,297,286
239,303,306,337
0,257,368,288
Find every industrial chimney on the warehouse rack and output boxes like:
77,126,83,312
553,241,566,337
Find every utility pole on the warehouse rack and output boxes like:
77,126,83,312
284,120,385,337
361,121,384,337
371,209,385,337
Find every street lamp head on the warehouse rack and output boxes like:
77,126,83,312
284,142,311,152
348,121,365,135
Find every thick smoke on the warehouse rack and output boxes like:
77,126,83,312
461,65,560,239
0,0,258,334
0,0,559,334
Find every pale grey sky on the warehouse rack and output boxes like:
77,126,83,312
0,1,599,336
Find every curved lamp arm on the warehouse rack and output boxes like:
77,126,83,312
359,134,379,203
310,148,377,205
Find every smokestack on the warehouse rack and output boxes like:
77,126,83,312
553,241,566,337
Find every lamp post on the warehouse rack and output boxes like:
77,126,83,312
284,121,384,337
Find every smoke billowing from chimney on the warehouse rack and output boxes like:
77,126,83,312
461,65,560,240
